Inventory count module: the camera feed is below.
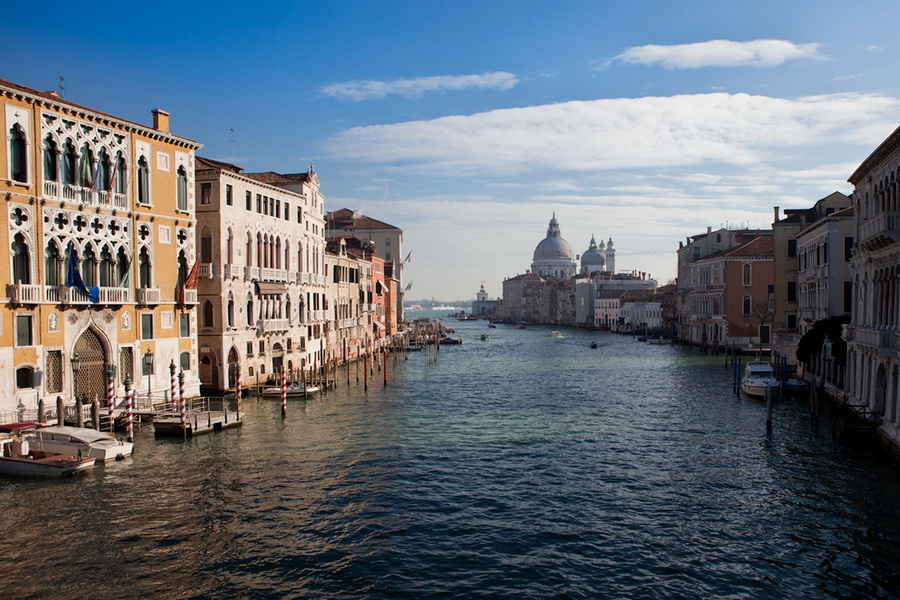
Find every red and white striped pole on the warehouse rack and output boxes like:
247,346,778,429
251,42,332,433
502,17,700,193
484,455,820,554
281,367,287,418
124,377,134,442
235,364,243,417
169,360,177,414
178,370,186,436
107,367,115,426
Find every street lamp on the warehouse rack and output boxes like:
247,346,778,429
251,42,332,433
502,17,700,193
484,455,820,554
70,352,81,394
144,348,154,400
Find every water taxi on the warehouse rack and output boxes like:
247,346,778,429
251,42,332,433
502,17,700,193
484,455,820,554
741,361,780,398
27,426,133,462
0,424,96,476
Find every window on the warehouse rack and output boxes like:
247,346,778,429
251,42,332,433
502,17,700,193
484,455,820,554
12,233,31,284
787,238,797,258
787,281,797,302
180,351,190,372
258,340,265,355
137,156,150,204
180,312,191,337
742,263,751,286
844,237,853,262
45,350,62,393
297,206,302,223
202,300,214,328
9,125,27,183
200,182,212,205
82,246,97,286
200,229,213,263
99,246,114,287
141,313,153,339
43,136,58,182
787,314,797,330
79,145,93,188
227,295,235,327
176,166,188,210
113,155,126,194
284,203,289,220
276,199,281,219
843,281,853,313
256,194,261,213
16,314,33,346
16,366,34,389
62,141,77,185
138,248,152,288
742,295,751,316
226,184,233,206
246,341,253,357
246,190,252,210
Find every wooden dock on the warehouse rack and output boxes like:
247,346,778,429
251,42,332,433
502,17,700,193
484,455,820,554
153,397,243,437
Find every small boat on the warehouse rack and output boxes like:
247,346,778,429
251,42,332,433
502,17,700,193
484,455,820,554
741,361,780,398
589,341,598,349
480,333,491,341
0,424,96,477
28,426,133,462
636,336,647,342
487,321,496,329
550,331,562,337
516,322,527,330
261,383,319,398
439,336,463,345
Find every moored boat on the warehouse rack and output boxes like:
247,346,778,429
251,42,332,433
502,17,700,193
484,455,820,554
28,426,133,462
439,336,463,345
0,424,96,477
261,383,319,398
741,361,780,398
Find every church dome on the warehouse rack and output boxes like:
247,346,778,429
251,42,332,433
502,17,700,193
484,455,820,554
532,214,574,261
581,235,605,267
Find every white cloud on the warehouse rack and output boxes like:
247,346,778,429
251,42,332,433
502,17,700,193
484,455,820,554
325,92,900,174
321,71,519,101
611,39,825,69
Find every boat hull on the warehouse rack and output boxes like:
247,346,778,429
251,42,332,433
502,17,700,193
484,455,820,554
0,454,95,477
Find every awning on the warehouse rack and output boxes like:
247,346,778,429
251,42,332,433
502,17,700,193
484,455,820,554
256,282,287,295
373,320,386,330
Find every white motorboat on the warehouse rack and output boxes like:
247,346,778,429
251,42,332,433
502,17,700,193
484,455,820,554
0,424,96,477
261,383,319,398
28,426,133,462
741,361,780,398
550,331,562,337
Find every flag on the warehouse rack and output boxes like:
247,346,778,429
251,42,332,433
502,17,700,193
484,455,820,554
117,252,133,288
179,260,199,307
107,159,117,193
65,247,99,303
80,154,93,190
404,251,412,263
405,280,414,291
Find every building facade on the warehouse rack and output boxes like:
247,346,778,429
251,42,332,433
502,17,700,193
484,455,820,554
194,157,327,389
1,78,202,416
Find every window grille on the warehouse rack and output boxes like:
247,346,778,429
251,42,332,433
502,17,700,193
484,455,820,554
46,350,62,393
120,347,134,381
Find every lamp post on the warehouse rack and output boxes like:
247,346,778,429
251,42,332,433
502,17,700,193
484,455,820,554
70,351,81,397
144,348,154,402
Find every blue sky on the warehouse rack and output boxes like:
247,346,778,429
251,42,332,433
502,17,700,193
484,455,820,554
5,1,900,300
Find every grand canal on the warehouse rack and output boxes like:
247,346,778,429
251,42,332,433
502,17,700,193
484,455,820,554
4,313,900,599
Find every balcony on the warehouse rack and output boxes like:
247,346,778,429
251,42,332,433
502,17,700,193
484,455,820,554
7,284,42,304
181,289,198,305
859,211,900,248
62,286,130,305
136,288,161,305
96,190,128,209
261,318,289,333
199,263,215,279
301,272,311,285
244,266,260,281
224,264,242,279
43,180,58,199
260,268,288,283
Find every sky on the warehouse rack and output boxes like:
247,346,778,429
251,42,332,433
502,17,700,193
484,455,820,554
5,1,900,301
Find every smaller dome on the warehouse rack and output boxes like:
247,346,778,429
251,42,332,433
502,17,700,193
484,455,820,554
581,235,605,267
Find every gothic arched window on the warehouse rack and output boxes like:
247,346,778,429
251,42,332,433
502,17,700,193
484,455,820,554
9,126,27,183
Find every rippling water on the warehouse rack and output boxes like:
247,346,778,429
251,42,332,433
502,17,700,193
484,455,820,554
4,314,900,599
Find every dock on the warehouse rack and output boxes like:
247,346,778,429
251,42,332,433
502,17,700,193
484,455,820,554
153,397,243,437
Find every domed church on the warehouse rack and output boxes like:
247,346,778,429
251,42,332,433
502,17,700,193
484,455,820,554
531,214,577,279
530,215,615,279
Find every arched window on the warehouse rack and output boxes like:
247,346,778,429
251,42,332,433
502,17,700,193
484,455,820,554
298,244,303,272
9,125,27,183
82,246,97,286
246,295,254,327
43,136,58,182
12,233,30,284
180,351,191,372
284,242,290,272
286,296,292,323
742,294,752,316
275,237,282,269
227,294,235,327
742,263,751,286
116,247,129,287
79,145,93,188
137,156,150,204
177,251,188,288
45,241,62,287
246,233,253,267
113,154,126,194
200,227,213,263
97,149,111,191
16,366,34,389
226,229,233,265
62,141,77,185
176,165,188,210
138,247,152,288
99,245,115,287
202,300,214,328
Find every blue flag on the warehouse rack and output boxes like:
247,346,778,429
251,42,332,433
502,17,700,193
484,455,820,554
65,247,99,303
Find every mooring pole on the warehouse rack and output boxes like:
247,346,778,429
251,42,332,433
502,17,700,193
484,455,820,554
765,386,773,435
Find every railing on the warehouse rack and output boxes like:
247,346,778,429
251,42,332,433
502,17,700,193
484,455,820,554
224,264,241,279
301,273,311,285
859,211,900,243
62,285,129,305
7,283,42,304
97,287,130,304
260,268,288,283
96,190,128,209
245,266,260,281
848,326,899,349
137,288,161,305
182,289,198,305
43,180,58,199
261,318,289,333
199,263,215,279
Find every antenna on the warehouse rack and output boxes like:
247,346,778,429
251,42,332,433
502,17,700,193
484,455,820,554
58,76,65,98
230,128,235,164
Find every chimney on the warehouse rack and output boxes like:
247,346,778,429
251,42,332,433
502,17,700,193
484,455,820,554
774,206,780,222
152,109,170,133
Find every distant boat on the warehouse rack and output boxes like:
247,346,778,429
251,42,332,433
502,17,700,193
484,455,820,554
741,361,780,398
516,322,527,329
550,331,562,337
480,333,491,341
589,341,598,349
439,336,463,345
487,321,496,328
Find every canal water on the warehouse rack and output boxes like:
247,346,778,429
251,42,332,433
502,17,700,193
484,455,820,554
4,312,900,599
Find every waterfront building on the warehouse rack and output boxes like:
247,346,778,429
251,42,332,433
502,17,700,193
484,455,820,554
676,227,771,347
193,157,326,389
575,270,657,327
325,208,404,326
531,214,577,279
324,236,374,361
845,124,900,454
500,272,544,323
0,78,203,416
471,283,499,319
771,192,852,364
